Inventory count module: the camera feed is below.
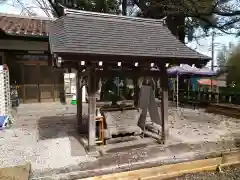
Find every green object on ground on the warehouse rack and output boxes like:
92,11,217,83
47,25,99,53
71,100,77,105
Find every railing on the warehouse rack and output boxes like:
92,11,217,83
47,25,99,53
168,89,240,106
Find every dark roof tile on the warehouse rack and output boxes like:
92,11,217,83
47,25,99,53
49,10,211,62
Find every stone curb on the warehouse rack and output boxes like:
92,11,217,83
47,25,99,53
31,140,239,180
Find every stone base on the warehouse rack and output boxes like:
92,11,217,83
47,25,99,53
87,146,99,156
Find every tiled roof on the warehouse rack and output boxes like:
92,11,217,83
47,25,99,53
49,10,211,62
0,14,52,37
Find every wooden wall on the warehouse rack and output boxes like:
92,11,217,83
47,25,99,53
5,52,64,103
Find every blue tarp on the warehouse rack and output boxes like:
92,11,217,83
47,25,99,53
0,116,9,130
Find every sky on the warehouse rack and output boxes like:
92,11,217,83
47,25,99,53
187,34,238,69
0,0,239,69
0,0,52,17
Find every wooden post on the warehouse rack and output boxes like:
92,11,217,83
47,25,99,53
134,76,139,107
88,69,97,151
21,64,26,103
76,70,85,134
160,65,169,143
37,63,40,102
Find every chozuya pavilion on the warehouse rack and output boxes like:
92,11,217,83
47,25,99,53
49,8,211,151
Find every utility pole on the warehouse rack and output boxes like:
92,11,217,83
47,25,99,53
211,31,215,92
211,31,215,71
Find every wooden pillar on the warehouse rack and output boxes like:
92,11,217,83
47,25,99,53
134,76,139,107
77,70,85,134
88,70,97,151
37,63,40,102
160,65,169,143
21,64,26,103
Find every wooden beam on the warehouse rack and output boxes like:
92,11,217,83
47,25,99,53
0,163,31,180
81,149,240,180
59,52,209,66
78,69,162,78
79,71,89,77
82,158,222,180
61,61,79,69
94,70,162,78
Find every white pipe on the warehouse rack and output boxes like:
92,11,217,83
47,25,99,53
176,74,179,108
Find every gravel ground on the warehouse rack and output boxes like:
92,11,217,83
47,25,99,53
0,103,95,172
167,107,240,146
174,167,240,180
0,102,239,174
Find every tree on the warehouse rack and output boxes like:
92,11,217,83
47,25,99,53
47,0,240,44
48,0,120,17
5,0,239,42
0,0,53,17
32,0,54,17
132,0,240,42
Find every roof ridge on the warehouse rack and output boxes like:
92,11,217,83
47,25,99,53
0,13,54,21
65,9,164,24
0,13,50,37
